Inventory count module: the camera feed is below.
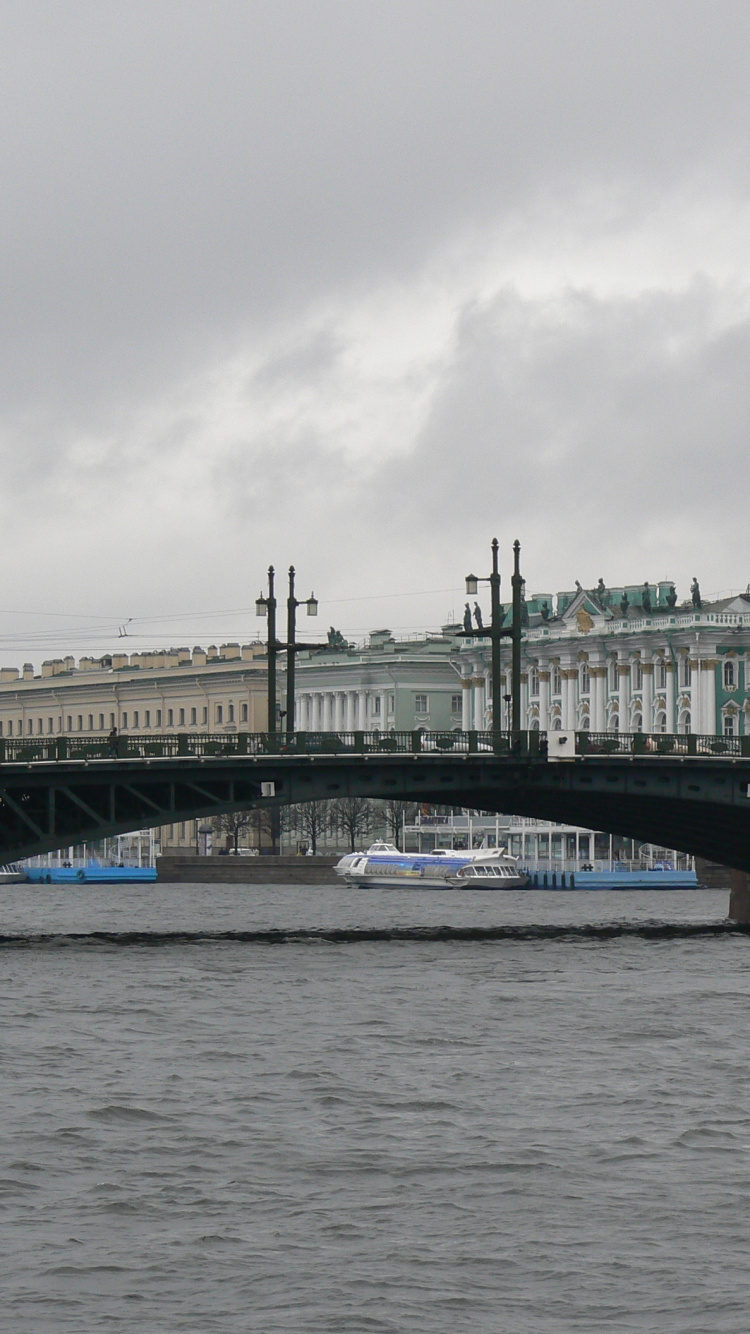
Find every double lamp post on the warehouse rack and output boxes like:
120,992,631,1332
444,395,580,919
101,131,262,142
255,565,319,735
460,538,523,733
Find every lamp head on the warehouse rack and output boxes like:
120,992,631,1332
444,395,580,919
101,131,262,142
306,593,318,616
255,593,268,617
465,574,478,596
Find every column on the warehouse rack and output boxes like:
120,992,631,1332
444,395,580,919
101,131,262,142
665,662,676,732
689,658,701,732
538,670,550,732
701,660,717,735
617,659,631,731
357,689,368,730
591,667,607,732
334,692,346,731
561,669,576,729
641,662,654,732
461,674,472,730
345,691,356,731
473,676,486,730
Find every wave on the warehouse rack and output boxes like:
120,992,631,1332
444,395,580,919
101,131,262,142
0,923,746,948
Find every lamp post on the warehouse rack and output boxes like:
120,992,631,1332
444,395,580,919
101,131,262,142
256,564,319,734
459,538,524,734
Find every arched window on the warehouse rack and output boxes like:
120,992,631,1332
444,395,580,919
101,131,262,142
680,711,691,735
632,659,643,690
655,712,667,734
612,715,619,732
531,718,540,731
580,663,590,694
632,713,643,732
580,715,590,730
724,659,736,689
552,665,562,696
552,716,562,731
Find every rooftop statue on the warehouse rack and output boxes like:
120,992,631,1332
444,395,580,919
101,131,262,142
463,603,473,633
690,578,702,610
596,578,606,599
620,592,629,616
473,602,484,631
666,584,678,609
326,627,349,650
642,582,652,614
540,601,550,621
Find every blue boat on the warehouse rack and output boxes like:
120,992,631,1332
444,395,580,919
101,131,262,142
25,866,157,884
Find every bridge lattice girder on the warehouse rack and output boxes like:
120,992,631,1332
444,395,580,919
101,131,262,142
0,753,749,871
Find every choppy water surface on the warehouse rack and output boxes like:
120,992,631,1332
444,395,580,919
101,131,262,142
2,882,750,1333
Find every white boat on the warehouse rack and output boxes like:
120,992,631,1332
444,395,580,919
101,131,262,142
335,842,529,890
0,863,26,884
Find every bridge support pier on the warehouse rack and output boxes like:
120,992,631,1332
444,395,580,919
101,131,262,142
728,870,750,923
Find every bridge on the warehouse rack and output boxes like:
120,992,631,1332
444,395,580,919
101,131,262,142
1,728,749,874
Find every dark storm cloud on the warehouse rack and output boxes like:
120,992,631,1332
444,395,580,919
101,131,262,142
1,0,750,650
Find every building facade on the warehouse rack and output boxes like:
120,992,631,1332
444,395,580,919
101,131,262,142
457,582,750,737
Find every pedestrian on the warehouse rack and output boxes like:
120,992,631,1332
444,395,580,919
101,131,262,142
107,726,118,757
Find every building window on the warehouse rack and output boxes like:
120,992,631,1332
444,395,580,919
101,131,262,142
724,660,736,690
680,657,691,687
190,707,197,725
632,660,643,691
609,659,617,691
27,719,32,735
167,709,174,727
552,716,562,731
451,694,461,714
228,703,235,723
121,713,127,730
680,711,691,734
552,666,562,696
724,713,736,736
216,705,223,725
202,707,208,725
656,661,667,689
240,703,248,723
579,664,589,695
48,718,54,734
110,713,116,728
179,708,185,726
388,694,395,713
580,715,590,730
67,716,72,732
6,721,11,737
133,712,139,729
529,667,540,697
415,694,428,713
77,715,83,731
632,713,643,732
372,697,381,715
37,718,43,734
655,712,667,733
99,713,105,730
145,710,150,728
155,710,161,727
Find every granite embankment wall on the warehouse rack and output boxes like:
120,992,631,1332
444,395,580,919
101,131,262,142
156,855,342,884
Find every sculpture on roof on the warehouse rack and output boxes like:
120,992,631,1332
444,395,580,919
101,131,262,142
596,578,606,599
666,584,677,609
540,601,550,621
620,592,629,616
690,578,702,610
473,603,484,631
575,579,583,593
326,627,349,649
463,603,473,633
642,582,652,614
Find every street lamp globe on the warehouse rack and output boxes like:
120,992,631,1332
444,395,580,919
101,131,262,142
465,573,478,596
306,593,319,616
255,593,268,617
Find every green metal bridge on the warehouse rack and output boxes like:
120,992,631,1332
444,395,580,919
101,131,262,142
1,729,749,872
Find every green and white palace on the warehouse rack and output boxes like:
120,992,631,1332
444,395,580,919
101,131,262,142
456,580,750,738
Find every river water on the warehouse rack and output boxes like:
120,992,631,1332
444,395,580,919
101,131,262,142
2,882,750,1333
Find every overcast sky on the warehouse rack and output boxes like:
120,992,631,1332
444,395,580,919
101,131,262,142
2,0,749,659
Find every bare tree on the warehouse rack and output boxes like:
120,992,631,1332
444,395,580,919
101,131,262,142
378,799,416,848
216,808,256,852
285,800,334,853
332,796,371,851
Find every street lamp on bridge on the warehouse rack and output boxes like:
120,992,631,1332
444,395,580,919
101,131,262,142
256,565,319,734
459,538,524,733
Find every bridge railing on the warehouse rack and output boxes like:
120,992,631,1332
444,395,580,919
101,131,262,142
0,728,745,763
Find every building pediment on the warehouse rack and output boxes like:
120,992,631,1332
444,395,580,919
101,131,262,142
559,589,612,633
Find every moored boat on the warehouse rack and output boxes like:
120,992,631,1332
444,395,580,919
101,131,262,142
335,842,529,889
